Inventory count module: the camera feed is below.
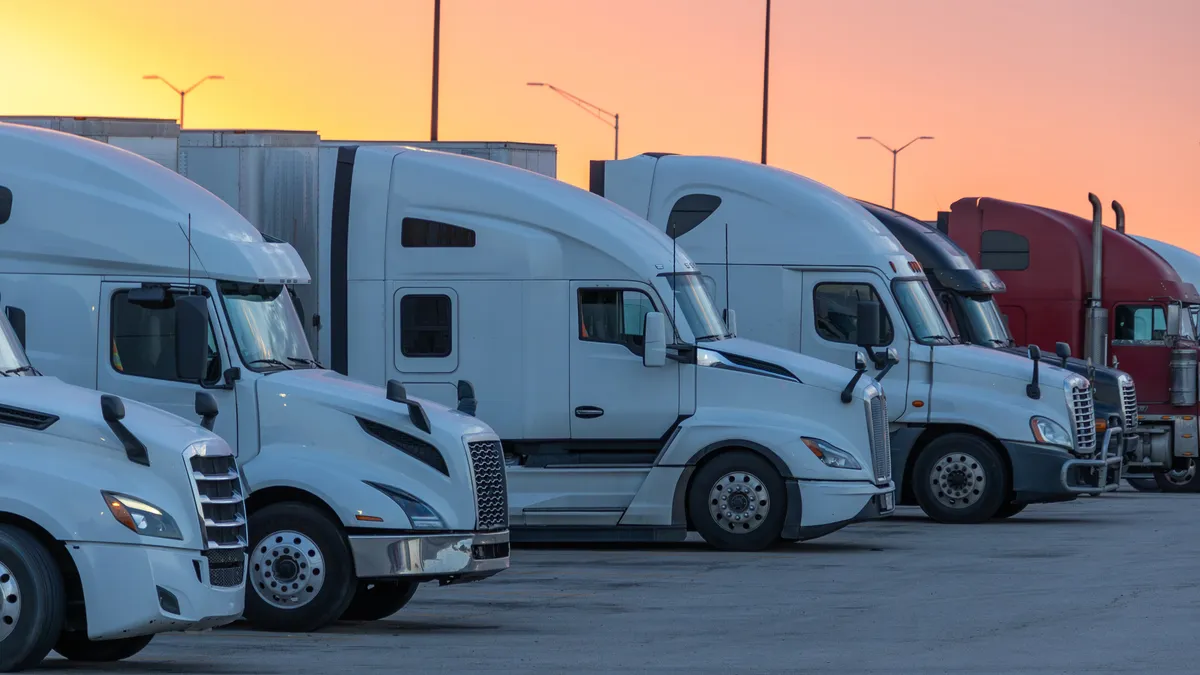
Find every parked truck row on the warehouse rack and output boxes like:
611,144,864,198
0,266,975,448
2,114,1184,669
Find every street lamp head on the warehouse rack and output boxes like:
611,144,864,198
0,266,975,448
920,136,934,140
207,75,225,81
142,75,161,80
526,82,546,87
856,136,873,140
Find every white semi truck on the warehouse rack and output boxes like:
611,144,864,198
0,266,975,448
0,298,245,668
0,122,510,633
591,153,1120,523
144,132,897,551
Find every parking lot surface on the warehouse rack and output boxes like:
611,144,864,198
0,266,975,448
43,488,1200,674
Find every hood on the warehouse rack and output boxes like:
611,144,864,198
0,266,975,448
703,337,870,397
256,369,494,438
935,344,1077,389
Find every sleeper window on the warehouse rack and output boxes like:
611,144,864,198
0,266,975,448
812,283,894,345
401,218,476,248
1114,305,1166,343
110,291,222,383
579,289,655,350
400,294,452,357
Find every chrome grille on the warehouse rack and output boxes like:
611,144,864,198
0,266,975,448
187,451,248,552
866,393,892,483
467,440,509,531
1120,378,1138,431
203,549,245,588
1070,382,1097,453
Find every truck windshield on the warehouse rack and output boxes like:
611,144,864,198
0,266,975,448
0,316,34,376
893,279,956,345
960,295,1013,347
662,273,729,342
219,282,317,372
1191,306,1199,337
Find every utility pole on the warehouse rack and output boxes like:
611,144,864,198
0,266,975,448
761,0,771,165
431,0,441,141
142,75,223,128
856,135,934,209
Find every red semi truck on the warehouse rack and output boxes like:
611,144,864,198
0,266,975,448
938,194,1200,492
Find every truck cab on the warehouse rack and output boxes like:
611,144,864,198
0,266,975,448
858,199,1139,468
312,145,894,551
592,153,1120,524
940,195,1200,492
0,122,509,633
0,300,245,670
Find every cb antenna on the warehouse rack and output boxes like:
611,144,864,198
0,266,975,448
186,213,192,293
725,223,731,318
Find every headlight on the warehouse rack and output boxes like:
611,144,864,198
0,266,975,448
101,491,183,540
364,481,446,529
1030,416,1072,449
802,438,862,470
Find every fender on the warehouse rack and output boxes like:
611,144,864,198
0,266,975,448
928,376,1059,444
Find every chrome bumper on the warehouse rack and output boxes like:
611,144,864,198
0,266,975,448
348,530,510,582
1062,425,1124,494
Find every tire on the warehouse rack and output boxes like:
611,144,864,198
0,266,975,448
243,502,356,632
992,502,1028,519
0,525,65,673
52,633,153,662
1153,460,1200,493
912,433,1008,524
1126,478,1159,492
688,450,787,551
340,581,419,622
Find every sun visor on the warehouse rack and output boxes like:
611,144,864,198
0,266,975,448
205,240,312,285
931,268,1006,295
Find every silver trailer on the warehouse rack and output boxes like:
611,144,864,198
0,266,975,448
0,116,180,171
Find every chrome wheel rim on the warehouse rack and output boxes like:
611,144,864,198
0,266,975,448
250,531,325,610
930,452,987,509
1164,460,1196,486
0,561,21,642
708,471,771,534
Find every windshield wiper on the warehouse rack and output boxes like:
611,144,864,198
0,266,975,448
246,358,293,370
1,365,38,376
287,356,324,369
923,334,956,344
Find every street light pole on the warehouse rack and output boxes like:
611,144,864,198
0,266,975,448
142,75,224,128
431,0,441,141
761,0,771,165
856,135,934,209
526,82,619,160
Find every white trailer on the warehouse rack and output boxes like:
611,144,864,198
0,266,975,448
0,116,180,171
0,122,510,633
592,153,1120,523
0,306,245,669
318,139,557,178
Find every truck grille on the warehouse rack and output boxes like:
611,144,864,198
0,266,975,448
1120,378,1138,431
866,393,892,483
203,549,246,588
1070,382,1097,454
187,452,248,552
467,440,509,531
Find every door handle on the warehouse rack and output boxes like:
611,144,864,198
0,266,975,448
574,406,604,419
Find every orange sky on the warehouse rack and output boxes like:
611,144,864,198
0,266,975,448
2,0,1197,250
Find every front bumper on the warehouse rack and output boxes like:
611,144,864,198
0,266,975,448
1005,425,1123,501
67,542,244,641
784,479,894,542
348,530,510,584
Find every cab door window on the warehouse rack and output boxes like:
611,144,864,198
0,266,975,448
812,283,894,345
110,291,222,383
579,289,656,353
1113,304,1166,344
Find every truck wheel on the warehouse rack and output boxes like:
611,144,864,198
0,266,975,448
0,525,65,673
244,503,356,632
992,502,1027,519
688,450,786,551
53,633,153,662
1125,478,1159,492
913,434,1008,524
1153,460,1200,493
340,581,418,622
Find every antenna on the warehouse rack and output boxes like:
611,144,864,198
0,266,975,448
724,223,731,314
186,213,193,293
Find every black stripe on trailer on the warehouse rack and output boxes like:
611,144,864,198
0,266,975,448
329,145,358,376
588,160,605,197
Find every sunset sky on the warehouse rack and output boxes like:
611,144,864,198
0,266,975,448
2,0,1197,250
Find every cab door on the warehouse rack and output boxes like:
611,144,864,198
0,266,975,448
800,271,911,420
96,282,240,451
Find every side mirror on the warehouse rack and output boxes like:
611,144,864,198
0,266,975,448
195,391,219,431
1028,344,1041,362
643,312,667,368
1055,341,1071,367
723,308,737,337
4,306,25,350
1026,344,1042,399
100,393,149,466
174,294,210,382
456,379,478,416
101,394,126,422
856,300,883,347
886,347,900,364
854,352,867,372
1167,303,1182,336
